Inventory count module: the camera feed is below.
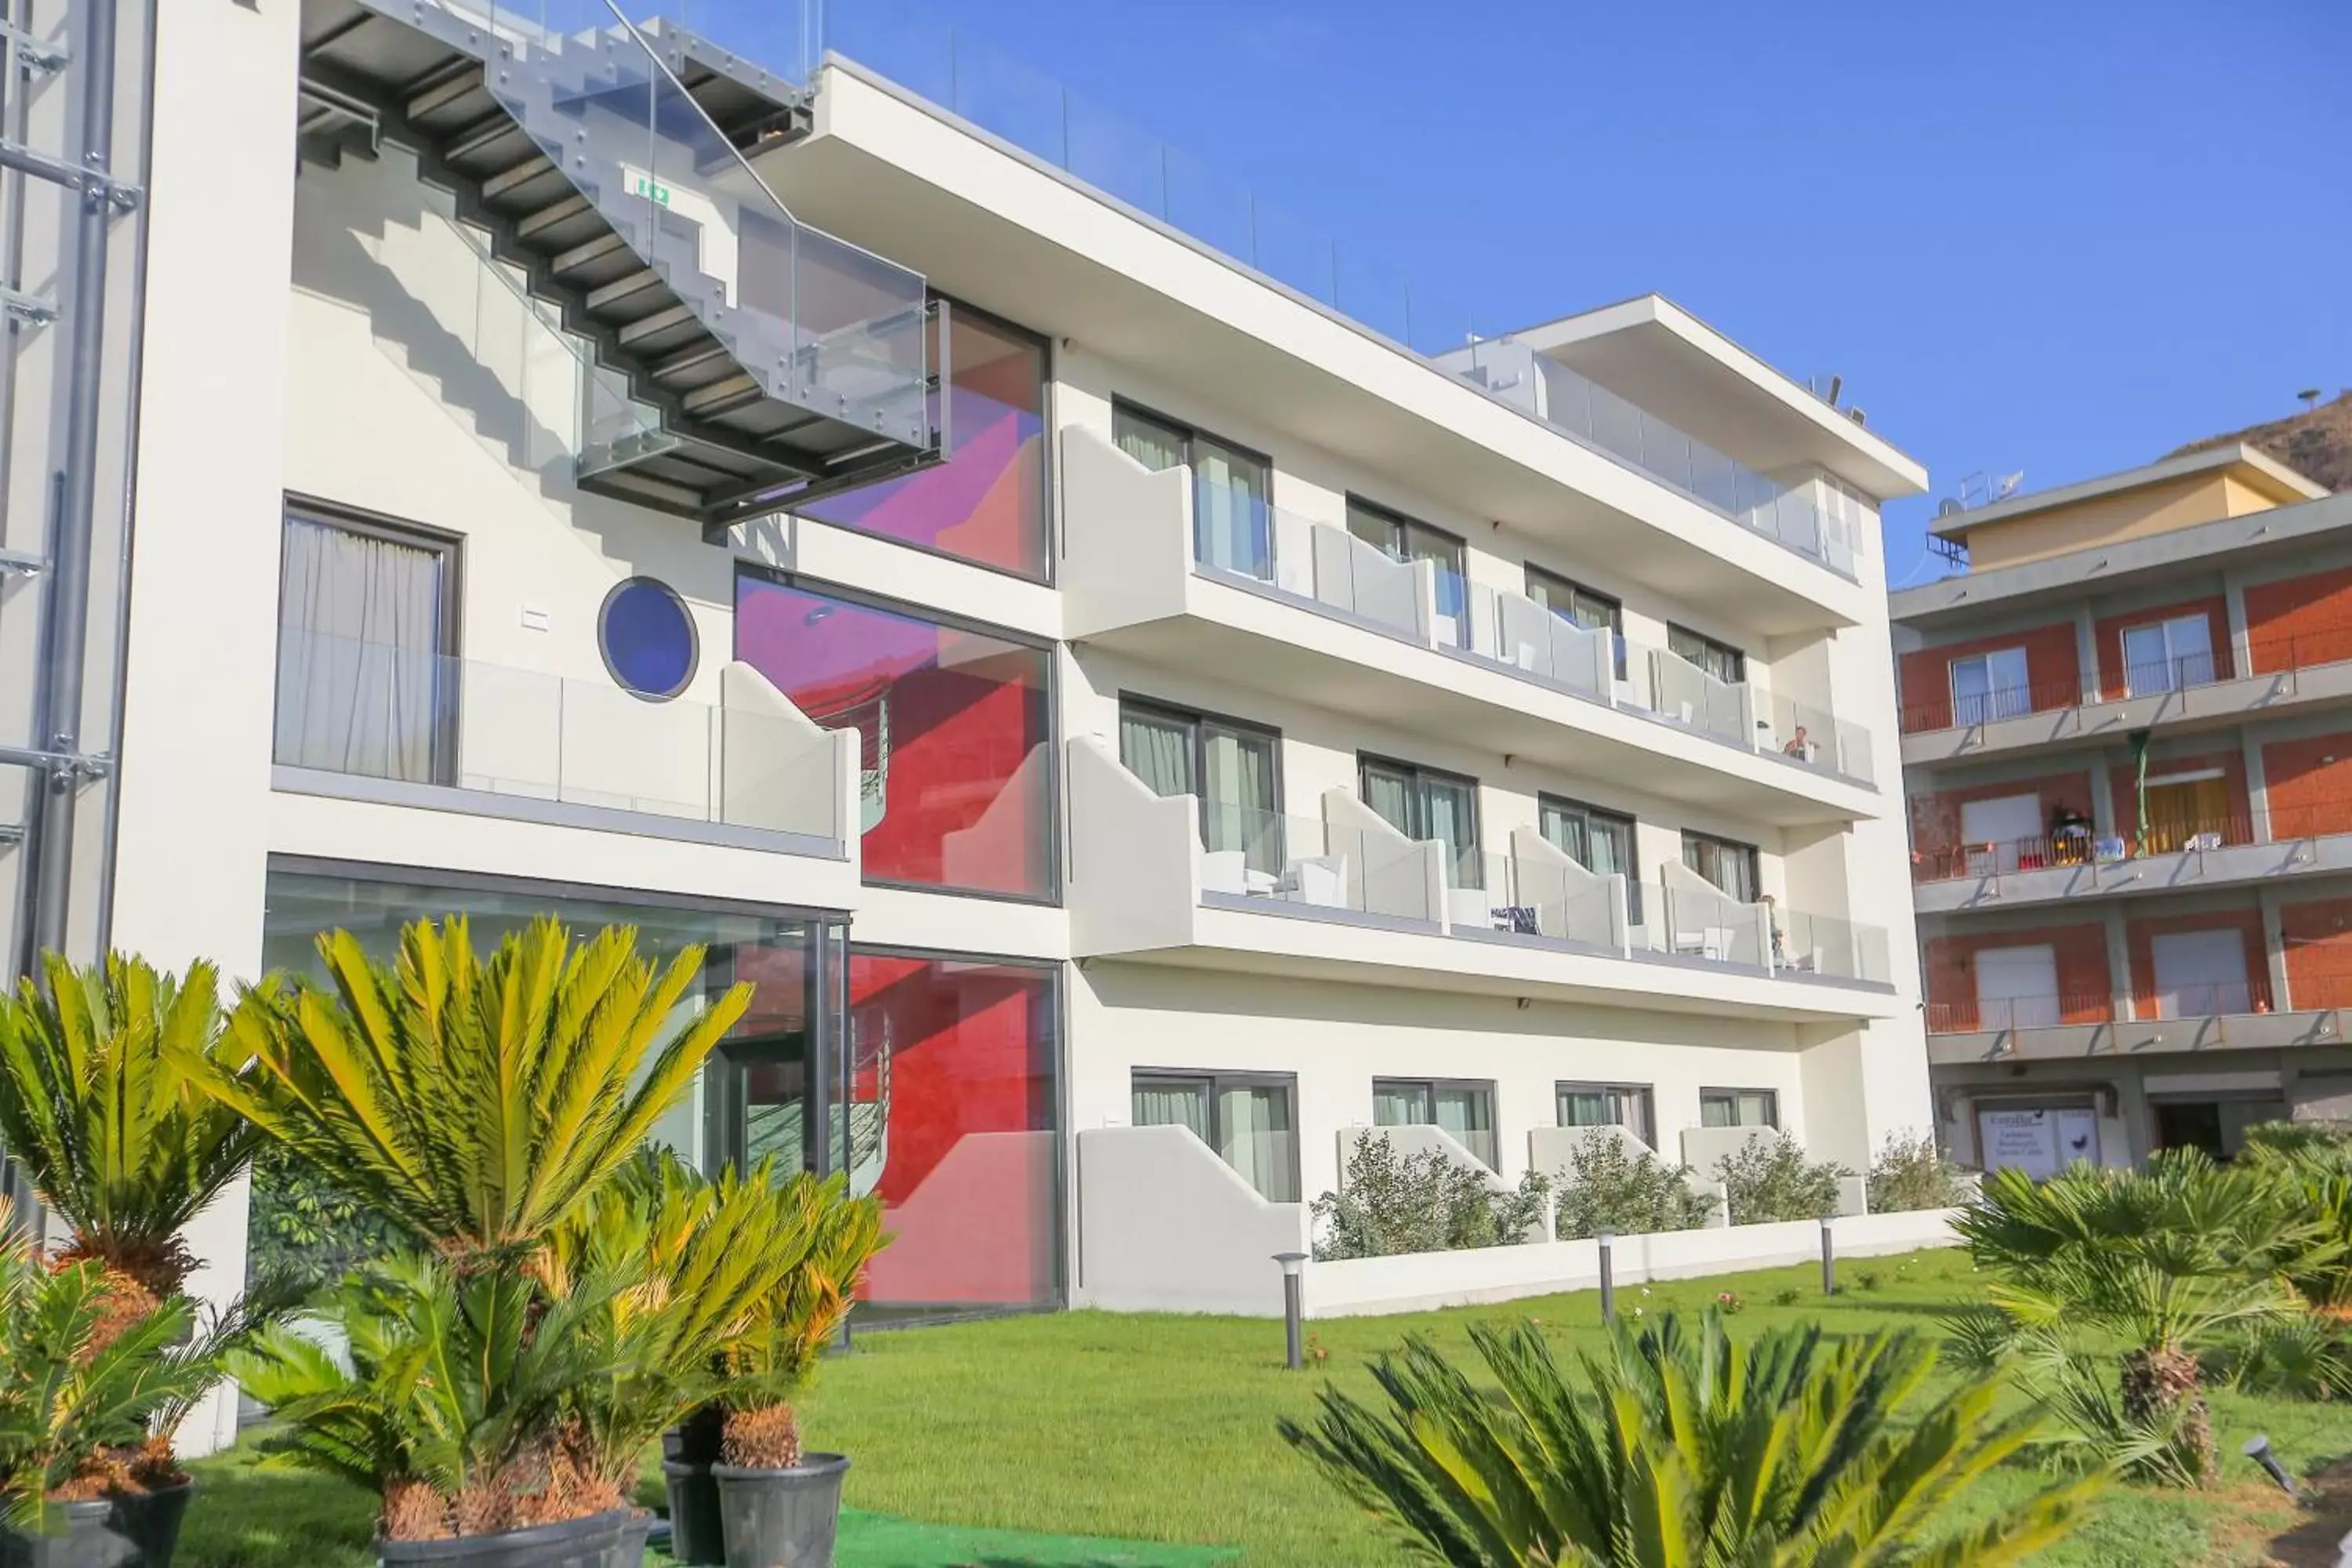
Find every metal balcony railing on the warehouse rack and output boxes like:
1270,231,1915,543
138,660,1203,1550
1928,983,2274,1036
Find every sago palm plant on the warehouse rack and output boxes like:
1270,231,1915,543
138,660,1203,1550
0,951,260,1305
185,915,750,1271
1280,1310,2103,1567
1954,1152,2318,1481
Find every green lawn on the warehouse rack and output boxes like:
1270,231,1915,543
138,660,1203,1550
183,1247,2352,1567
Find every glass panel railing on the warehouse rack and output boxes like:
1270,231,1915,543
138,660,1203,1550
476,1,931,456
1760,690,1874,786
1189,484,1428,644
1458,583,1614,699
272,630,844,844
1775,908,1891,985
1625,881,1764,968
1618,641,1750,747
1196,805,1441,924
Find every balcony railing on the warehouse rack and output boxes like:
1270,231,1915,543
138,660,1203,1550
1914,811,2263,885
1928,983,2270,1036
271,630,849,848
1189,478,1875,788
1450,346,1858,578
1898,630,2352,737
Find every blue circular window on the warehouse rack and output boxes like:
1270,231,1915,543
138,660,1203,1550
597,576,698,701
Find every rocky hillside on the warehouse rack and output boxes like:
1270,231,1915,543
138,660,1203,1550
2168,390,2352,492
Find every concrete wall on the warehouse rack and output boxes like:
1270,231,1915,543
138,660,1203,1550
1074,1126,1308,1314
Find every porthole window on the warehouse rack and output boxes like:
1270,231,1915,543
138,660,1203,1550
597,576,698,701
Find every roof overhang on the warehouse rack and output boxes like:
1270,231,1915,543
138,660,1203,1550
1928,442,2328,545
1499,295,1929,500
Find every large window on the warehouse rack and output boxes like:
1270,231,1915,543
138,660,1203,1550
274,506,457,784
1540,793,1639,921
1131,1071,1298,1203
1700,1088,1779,1129
1526,564,1624,678
1556,1082,1655,1147
848,949,1060,1312
1374,1077,1498,1170
802,304,1050,581
1949,647,2030,726
1112,401,1272,580
1682,830,1761,903
1119,699,1282,875
1361,755,1481,890
2122,614,2216,696
1668,624,1745,685
1348,497,1467,646
735,572,1053,898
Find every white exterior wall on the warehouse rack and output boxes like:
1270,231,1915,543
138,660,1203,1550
99,0,1933,1371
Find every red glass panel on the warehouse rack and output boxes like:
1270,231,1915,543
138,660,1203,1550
734,575,1052,897
848,951,1058,1308
800,310,1050,580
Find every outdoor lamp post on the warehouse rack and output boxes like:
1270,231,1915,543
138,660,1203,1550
1595,1229,1616,1324
1274,1251,1308,1370
1819,1214,1836,1296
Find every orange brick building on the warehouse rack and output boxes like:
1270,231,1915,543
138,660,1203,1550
1892,444,2352,1174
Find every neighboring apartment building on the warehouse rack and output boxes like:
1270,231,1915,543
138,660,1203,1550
1894,444,2352,1175
5,0,1931,1436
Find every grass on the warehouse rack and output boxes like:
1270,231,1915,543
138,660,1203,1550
181,1247,2352,1567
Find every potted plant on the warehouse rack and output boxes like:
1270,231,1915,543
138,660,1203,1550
0,1206,218,1567
0,952,275,1562
180,916,751,1562
700,1177,887,1568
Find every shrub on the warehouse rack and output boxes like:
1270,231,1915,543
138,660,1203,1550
1714,1290,1745,1316
1866,1130,1971,1214
1548,1132,1716,1238
1772,1287,1801,1308
247,1142,405,1290
1715,1132,1851,1225
1311,1132,1547,1260
1853,1269,1882,1293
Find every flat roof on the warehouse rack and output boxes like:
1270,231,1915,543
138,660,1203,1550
1890,487,2352,630
1927,442,2327,543
1495,293,1929,499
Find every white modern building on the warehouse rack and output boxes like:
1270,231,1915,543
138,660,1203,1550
2,0,1935,1434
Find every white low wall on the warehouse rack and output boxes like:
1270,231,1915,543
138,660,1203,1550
1076,1124,1308,1316
1300,1208,1961,1319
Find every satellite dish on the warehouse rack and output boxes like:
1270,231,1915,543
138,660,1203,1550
1936,497,1964,518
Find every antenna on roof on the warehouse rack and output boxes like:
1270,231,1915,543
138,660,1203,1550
1994,471,2025,502
1824,374,1842,408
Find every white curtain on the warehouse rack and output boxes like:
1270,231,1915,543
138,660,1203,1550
275,516,445,782
1202,726,1277,873
1131,1080,1210,1142
1218,1084,1296,1203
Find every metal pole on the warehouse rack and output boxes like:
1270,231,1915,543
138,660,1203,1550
24,0,120,967
1596,1230,1615,1323
1274,1252,1306,1369
1819,1216,1835,1296
808,920,833,1178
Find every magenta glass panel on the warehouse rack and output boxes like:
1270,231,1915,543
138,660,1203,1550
735,573,1053,898
801,309,1050,580
848,950,1058,1309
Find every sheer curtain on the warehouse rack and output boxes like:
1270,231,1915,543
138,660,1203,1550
1372,1080,1431,1128
1193,439,1271,579
1361,764,1415,839
274,515,445,782
1131,1079,1211,1143
1218,1083,1296,1203
1203,725,1277,873
1112,405,1186,473
1118,708,1194,798
1436,1085,1497,1168
1422,777,1480,890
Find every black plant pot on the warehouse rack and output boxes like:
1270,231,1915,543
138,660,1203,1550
711,1455,849,1568
376,1508,650,1568
0,1480,193,1568
659,1457,724,1567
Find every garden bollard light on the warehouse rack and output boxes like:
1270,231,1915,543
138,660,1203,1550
1275,1251,1308,1370
1819,1215,1836,1296
2245,1434,2296,1497
1595,1229,1616,1324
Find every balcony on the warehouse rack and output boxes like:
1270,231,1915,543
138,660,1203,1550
1900,632,2352,768
271,630,860,884
1062,430,1880,828
1926,987,2339,1066
1913,805,2352,914
1066,738,1897,1021
1439,345,1860,579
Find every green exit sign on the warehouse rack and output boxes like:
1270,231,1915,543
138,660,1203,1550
625,169,672,206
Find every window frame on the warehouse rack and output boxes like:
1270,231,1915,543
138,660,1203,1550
1116,694,1286,873
2122,612,2216,696
1948,645,2031,725
732,563,1063,906
1667,622,1747,685
1699,1087,1780,1130
1537,792,1642,924
1359,752,1483,890
1525,564,1626,678
1681,829,1762,902
1109,397,1275,579
278,496,466,786
1372,1074,1501,1170
1130,1068,1300,1203
1555,1080,1657,1147
1348,495,1468,641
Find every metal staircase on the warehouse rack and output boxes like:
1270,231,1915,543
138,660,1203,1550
296,0,945,536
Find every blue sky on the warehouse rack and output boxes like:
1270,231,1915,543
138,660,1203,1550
806,0,2351,586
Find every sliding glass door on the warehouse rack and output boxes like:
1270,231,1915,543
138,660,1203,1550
1362,755,1481,888
1121,699,1283,873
